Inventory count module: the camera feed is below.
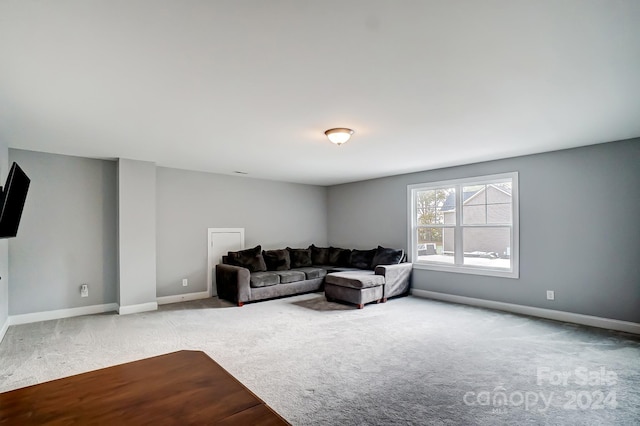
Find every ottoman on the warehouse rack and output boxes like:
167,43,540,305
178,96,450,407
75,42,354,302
324,271,385,309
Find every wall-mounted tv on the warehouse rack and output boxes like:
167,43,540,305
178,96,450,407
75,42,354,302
0,162,30,239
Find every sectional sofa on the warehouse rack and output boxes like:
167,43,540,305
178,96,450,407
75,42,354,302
215,244,412,308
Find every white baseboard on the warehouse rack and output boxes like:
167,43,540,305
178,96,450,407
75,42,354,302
0,317,8,343
117,302,158,315
411,289,640,335
9,303,119,326
157,291,210,305
3,291,210,329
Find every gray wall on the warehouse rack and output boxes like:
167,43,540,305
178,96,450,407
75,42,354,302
8,141,638,323
328,139,640,323
5,151,327,312
156,167,328,297
0,140,8,331
117,159,157,309
8,149,117,315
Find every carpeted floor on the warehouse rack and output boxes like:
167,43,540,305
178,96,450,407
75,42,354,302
1,294,639,425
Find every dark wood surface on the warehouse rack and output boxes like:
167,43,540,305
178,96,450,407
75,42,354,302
0,350,289,425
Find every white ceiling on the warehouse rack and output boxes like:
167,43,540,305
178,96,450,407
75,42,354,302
1,1,639,186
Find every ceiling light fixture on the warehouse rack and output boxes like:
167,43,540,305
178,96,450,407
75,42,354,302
324,128,354,145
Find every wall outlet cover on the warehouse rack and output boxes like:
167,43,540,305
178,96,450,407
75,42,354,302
182,278,188,287
546,290,555,300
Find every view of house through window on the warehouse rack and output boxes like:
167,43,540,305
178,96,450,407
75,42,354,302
408,172,519,278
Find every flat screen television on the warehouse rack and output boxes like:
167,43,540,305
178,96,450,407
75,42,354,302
0,162,30,239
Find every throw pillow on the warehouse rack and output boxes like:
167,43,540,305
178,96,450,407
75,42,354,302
286,247,313,268
328,247,351,266
309,244,330,265
227,245,267,272
338,249,352,266
262,249,291,271
371,245,404,268
349,248,377,270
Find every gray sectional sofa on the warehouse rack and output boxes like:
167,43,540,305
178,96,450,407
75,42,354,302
215,245,412,308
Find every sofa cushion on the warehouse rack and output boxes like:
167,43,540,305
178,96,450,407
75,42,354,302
287,247,312,268
250,271,280,288
309,244,330,265
293,267,327,280
371,246,404,267
325,271,385,289
349,249,377,270
328,247,352,266
262,249,291,271
275,270,306,284
227,245,267,272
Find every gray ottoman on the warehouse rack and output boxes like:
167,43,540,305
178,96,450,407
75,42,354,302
324,271,385,309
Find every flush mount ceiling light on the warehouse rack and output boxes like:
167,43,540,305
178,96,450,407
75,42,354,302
325,128,354,145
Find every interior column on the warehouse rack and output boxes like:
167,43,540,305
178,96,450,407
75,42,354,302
117,158,157,314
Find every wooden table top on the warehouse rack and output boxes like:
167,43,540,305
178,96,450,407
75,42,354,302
0,350,289,425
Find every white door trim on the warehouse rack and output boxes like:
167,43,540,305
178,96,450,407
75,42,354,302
207,228,245,296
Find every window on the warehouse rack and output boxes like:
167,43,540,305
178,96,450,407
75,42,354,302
408,172,519,278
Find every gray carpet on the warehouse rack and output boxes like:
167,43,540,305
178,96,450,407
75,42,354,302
1,294,639,425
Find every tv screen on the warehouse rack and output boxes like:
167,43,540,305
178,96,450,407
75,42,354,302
0,162,30,239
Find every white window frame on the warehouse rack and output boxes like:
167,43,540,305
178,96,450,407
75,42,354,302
407,172,519,279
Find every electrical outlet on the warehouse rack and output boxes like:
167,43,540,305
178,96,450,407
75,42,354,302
546,290,555,301
80,284,88,298
182,278,188,287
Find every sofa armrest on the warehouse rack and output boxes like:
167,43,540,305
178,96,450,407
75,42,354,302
215,264,251,306
375,263,412,299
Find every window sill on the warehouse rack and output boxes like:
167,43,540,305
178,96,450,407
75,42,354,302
412,261,519,279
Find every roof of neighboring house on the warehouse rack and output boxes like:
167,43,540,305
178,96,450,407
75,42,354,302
441,184,512,212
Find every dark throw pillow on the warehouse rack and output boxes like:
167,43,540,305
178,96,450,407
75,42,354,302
262,249,291,271
328,247,351,266
286,247,313,268
338,249,352,266
349,248,377,270
309,244,330,265
227,245,267,272
371,245,404,268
